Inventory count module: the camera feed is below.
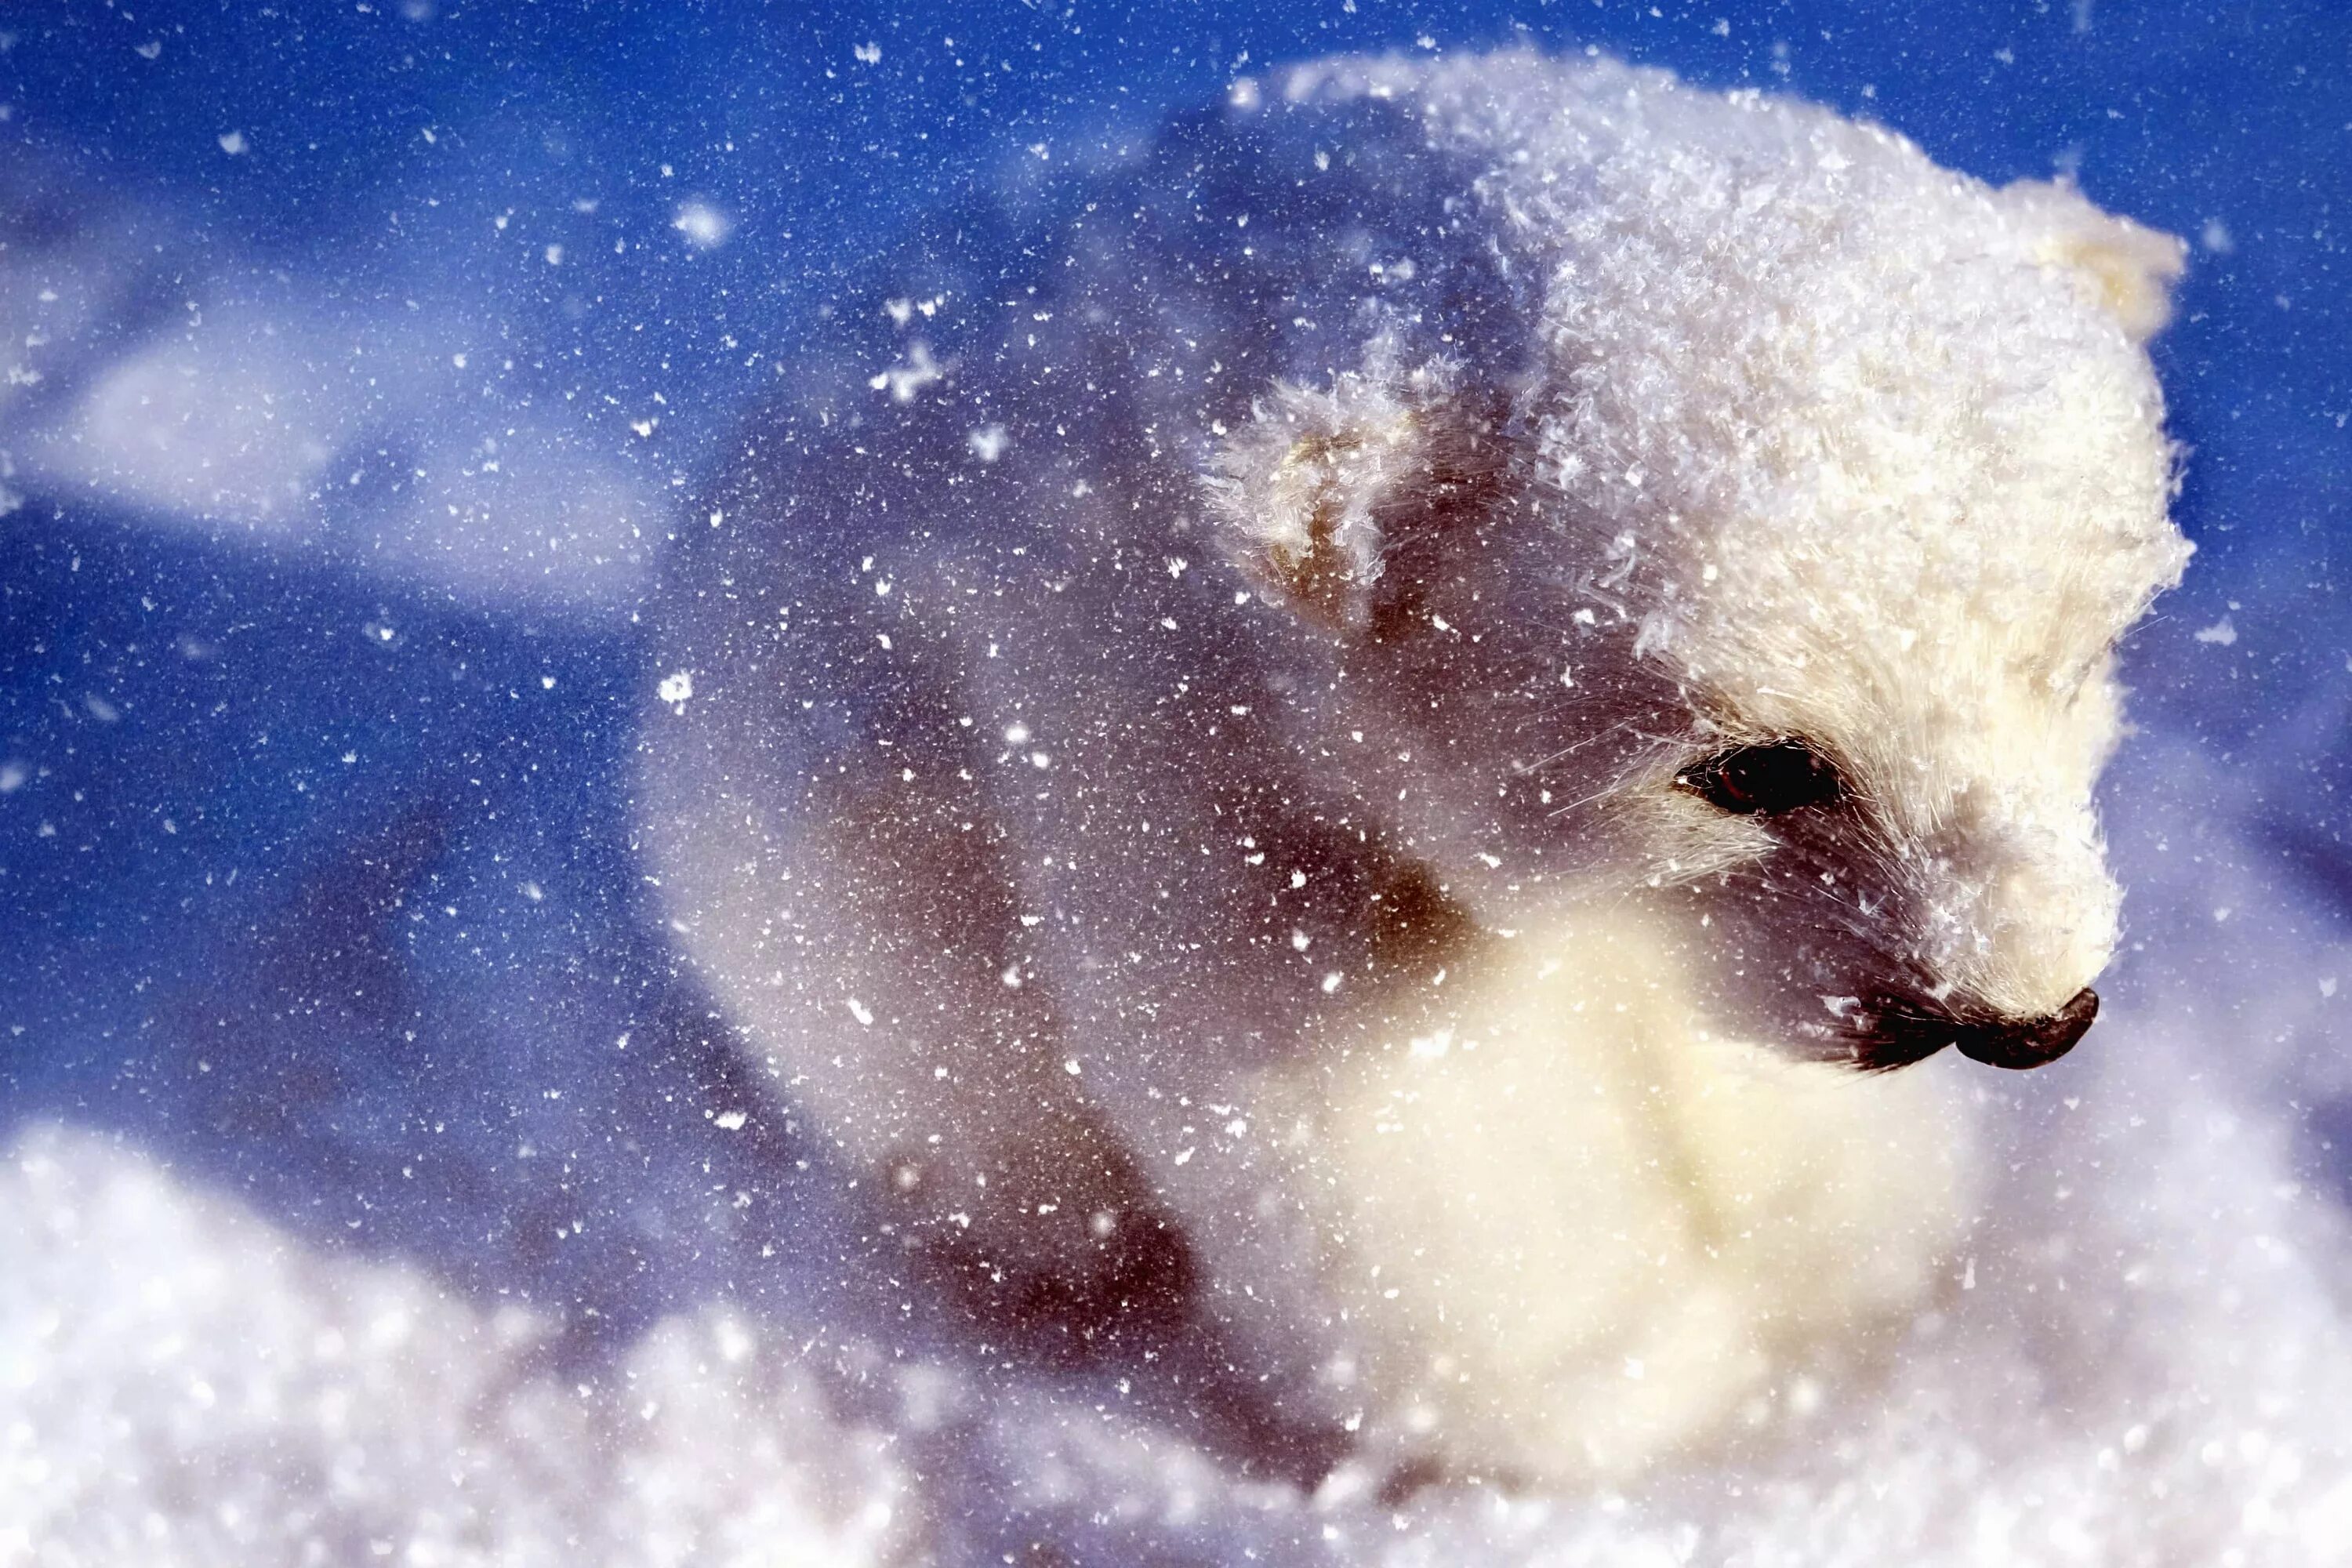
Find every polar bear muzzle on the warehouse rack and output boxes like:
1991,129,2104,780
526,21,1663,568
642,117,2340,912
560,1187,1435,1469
1857,985,2100,1072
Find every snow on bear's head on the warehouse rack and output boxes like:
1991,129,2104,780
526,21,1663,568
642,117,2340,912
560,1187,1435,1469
1210,55,2189,1072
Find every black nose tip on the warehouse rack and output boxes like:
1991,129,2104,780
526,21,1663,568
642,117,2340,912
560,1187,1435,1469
1955,987,2099,1070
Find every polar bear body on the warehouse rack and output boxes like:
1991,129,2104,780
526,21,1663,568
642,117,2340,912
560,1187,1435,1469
636,51,2185,1483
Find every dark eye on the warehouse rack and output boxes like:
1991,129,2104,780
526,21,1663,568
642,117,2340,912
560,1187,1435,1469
1678,739,1845,815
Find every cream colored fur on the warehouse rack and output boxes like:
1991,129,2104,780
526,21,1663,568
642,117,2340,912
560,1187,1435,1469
1225,898,1973,1483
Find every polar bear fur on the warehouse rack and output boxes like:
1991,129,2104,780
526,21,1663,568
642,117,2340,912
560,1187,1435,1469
1227,904,1976,1484
634,50,2187,1485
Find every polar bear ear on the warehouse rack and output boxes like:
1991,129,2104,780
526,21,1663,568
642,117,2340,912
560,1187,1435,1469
1206,348,1493,635
2002,178,2188,343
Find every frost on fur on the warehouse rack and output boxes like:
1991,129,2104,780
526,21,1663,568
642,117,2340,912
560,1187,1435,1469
2002,176,2190,343
1207,348,1501,634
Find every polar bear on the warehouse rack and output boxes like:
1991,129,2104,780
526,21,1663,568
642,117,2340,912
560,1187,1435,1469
633,50,2187,1484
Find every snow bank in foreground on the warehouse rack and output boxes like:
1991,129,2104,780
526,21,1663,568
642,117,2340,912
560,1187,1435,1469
0,1125,913,1568
7,991,2352,1566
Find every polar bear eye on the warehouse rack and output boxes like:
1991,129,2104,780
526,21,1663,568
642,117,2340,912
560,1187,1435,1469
1678,739,1845,816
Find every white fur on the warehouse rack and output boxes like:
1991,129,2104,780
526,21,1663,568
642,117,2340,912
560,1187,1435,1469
1229,903,1973,1483
635,49,2187,1486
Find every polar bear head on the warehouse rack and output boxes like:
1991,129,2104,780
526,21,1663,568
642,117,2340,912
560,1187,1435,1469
1209,61,2189,1071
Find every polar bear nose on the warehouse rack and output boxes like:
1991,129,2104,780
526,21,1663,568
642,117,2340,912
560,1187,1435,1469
1954,987,2099,1070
